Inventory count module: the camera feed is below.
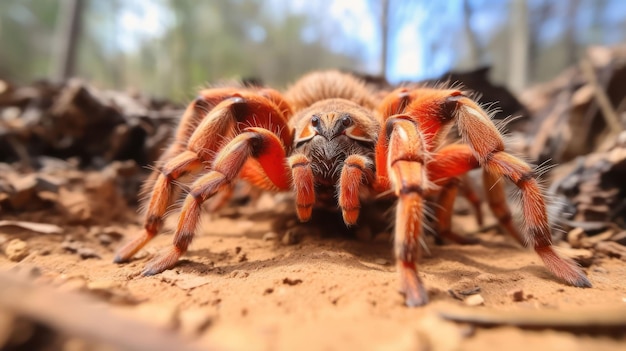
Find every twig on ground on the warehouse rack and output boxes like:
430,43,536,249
0,272,211,351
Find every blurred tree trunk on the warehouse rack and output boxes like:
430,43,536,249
50,0,85,82
528,0,551,85
508,0,529,93
381,0,389,78
589,0,606,44
565,0,581,66
462,0,480,68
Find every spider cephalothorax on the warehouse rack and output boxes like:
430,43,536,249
114,70,591,307
291,99,378,209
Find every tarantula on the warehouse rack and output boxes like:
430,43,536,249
114,71,591,307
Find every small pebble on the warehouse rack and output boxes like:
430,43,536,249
97,233,114,246
592,266,608,273
5,239,29,262
78,247,100,259
282,228,302,245
101,226,125,239
283,278,303,286
229,270,249,278
61,238,78,253
374,258,389,266
262,231,278,241
27,266,42,278
464,294,484,306
507,288,524,302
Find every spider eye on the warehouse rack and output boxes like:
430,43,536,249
341,115,352,127
311,116,320,127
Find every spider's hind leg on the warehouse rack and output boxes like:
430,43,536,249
431,177,480,245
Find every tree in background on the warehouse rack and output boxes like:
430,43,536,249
0,0,60,80
1,0,626,100
50,0,84,82
0,0,364,99
457,0,626,90
508,0,529,93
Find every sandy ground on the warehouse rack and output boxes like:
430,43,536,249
1,191,625,351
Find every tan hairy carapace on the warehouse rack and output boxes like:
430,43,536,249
114,70,591,307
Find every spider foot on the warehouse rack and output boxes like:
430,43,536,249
141,248,183,276
398,262,428,307
113,253,131,264
113,232,153,263
536,246,592,288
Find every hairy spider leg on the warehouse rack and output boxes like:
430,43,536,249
375,115,431,307
458,174,484,227
338,154,374,225
114,91,291,263
142,127,291,275
375,88,591,307
288,154,316,222
432,93,591,289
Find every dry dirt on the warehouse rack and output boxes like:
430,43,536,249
1,189,625,351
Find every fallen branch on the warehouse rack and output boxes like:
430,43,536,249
579,58,622,134
0,272,210,351
438,305,626,332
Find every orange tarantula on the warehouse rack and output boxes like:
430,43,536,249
114,71,591,307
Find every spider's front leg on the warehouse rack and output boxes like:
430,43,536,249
338,154,373,225
115,90,292,263
142,127,291,275
376,116,431,307
288,154,316,222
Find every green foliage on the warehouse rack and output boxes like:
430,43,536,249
0,0,363,101
111,0,362,99
0,0,60,81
